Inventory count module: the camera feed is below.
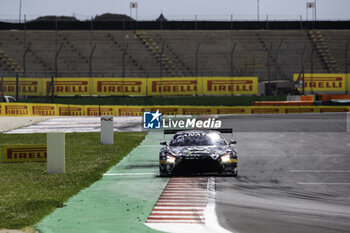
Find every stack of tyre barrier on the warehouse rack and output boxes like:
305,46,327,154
315,94,350,106
253,95,314,106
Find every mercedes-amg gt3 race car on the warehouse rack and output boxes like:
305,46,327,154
159,129,238,176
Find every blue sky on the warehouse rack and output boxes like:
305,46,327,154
1,0,349,21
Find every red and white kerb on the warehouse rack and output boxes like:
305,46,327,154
146,177,209,224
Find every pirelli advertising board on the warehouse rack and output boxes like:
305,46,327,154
44,78,91,96
0,78,42,96
212,107,249,114
181,107,214,115
1,77,258,96
2,145,47,163
2,103,31,116
147,77,200,96
57,104,85,116
202,77,258,95
84,105,116,116
293,73,350,92
0,103,349,117
149,106,181,115
92,78,146,96
31,104,57,116
116,106,146,116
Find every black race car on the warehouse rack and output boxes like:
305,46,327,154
159,130,238,176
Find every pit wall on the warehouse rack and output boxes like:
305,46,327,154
0,103,349,116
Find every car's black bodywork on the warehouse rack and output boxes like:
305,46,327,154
159,130,238,176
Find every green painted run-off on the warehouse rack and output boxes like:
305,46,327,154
36,132,168,233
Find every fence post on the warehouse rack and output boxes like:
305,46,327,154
22,15,26,76
230,42,236,77
23,43,31,77
122,44,128,77
90,16,93,49
274,40,283,81
311,48,315,94
55,43,63,76
16,73,19,100
160,42,165,77
195,42,200,77
89,44,96,77
266,43,272,95
130,28,134,76
301,43,307,95
51,74,55,103
345,41,349,94
266,15,269,29
195,15,198,30
1,76,4,99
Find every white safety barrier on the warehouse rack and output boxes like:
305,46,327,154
47,133,65,174
101,116,114,144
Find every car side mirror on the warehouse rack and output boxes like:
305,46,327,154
229,140,237,145
160,141,167,146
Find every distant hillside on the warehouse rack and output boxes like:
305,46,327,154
31,14,134,22
94,13,135,21
33,16,79,21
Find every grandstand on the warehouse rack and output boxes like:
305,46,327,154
0,21,349,94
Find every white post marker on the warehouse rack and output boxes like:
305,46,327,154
101,115,114,144
47,133,65,174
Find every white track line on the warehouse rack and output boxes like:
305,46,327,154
153,206,206,210
244,154,350,157
204,177,233,233
151,211,204,214
290,170,350,173
103,173,156,176
297,182,350,185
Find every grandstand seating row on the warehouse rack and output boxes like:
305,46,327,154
0,30,349,82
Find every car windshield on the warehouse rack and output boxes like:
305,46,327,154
170,132,227,146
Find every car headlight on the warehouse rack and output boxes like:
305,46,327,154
166,153,176,163
220,153,231,163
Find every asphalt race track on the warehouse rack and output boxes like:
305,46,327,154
6,113,350,233
216,113,350,233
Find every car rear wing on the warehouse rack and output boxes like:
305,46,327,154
163,128,233,134
163,128,234,139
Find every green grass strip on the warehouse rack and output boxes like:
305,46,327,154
0,132,146,229
20,95,286,106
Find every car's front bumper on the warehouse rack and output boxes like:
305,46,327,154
160,156,237,175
